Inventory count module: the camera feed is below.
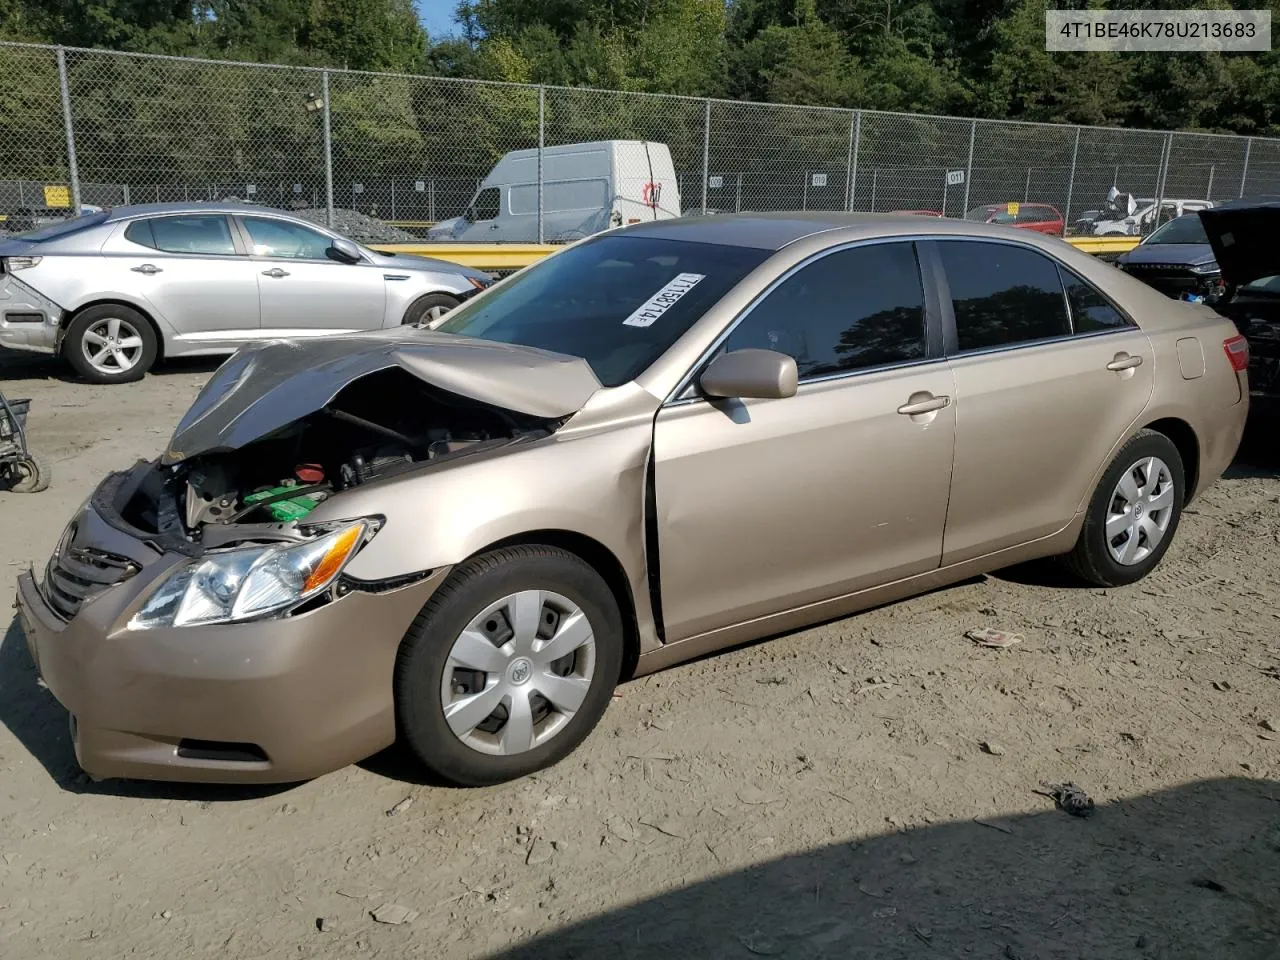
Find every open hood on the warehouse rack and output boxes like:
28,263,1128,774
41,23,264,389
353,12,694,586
1199,200,1280,288
163,329,601,463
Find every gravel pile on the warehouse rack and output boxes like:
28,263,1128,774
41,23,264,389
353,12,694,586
212,196,417,243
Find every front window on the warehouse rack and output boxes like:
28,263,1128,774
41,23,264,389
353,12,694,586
1144,215,1209,245
434,234,770,387
241,216,334,260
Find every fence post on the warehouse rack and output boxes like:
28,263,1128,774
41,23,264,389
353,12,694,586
1206,164,1215,201
701,99,712,214
845,110,860,212
1153,133,1171,230
55,47,82,212
1024,167,1031,202
961,119,976,214
537,86,545,244
1062,126,1081,237
1240,137,1252,197
321,70,334,229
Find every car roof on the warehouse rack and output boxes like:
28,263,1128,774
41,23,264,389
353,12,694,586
98,202,308,223
618,212,1075,251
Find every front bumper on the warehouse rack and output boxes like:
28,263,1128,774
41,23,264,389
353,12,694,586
0,274,62,354
14,501,445,784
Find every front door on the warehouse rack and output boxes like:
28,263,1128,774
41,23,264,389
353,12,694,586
653,241,956,643
931,239,1155,564
237,215,386,334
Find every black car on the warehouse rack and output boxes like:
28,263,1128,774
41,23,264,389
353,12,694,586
1114,213,1221,300
1200,199,1280,409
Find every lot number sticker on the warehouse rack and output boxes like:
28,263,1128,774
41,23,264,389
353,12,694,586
622,273,706,328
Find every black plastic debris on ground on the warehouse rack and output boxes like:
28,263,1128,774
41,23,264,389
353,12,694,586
1038,780,1095,818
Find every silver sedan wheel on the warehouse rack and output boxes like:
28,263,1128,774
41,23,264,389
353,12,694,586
425,304,452,323
1106,455,1175,566
81,316,145,376
440,590,597,756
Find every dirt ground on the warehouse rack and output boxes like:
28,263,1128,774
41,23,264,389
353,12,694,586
2,351,1279,960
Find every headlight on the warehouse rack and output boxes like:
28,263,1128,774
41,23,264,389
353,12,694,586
129,520,371,630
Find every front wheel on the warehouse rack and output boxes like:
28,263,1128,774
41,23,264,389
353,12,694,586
1061,429,1185,587
394,545,624,786
402,293,460,328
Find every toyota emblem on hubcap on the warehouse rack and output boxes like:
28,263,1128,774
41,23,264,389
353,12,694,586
509,658,532,685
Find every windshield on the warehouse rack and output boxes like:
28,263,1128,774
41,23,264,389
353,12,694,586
434,234,770,387
1145,215,1208,245
15,211,110,241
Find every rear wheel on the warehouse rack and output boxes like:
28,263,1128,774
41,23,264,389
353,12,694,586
1062,429,1184,586
402,293,460,328
394,545,623,786
64,305,157,384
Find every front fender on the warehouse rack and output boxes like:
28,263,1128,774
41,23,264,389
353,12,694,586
304,418,662,653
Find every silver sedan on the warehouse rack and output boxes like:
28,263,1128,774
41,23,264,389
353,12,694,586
0,203,492,383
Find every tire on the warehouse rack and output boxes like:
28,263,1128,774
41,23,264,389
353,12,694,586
63,305,158,384
402,293,460,328
9,455,49,493
1061,429,1185,587
394,545,624,786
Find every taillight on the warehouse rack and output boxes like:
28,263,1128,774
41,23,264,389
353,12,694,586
3,256,42,271
1223,335,1249,372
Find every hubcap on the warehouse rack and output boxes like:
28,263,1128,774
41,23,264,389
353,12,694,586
440,590,596,756
82,316,144,375
1106,455,1175,566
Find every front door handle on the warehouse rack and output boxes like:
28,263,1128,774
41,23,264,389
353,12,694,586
261,267,290,278
897,394,951,416
1106,353,1143,371
489,223,500,230
130,263,162,275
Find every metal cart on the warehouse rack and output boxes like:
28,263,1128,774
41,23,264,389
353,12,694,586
0,391,48,493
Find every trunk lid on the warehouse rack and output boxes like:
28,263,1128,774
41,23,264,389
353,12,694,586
1199,199,1280,288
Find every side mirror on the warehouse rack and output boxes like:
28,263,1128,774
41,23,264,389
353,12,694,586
327,238,361,264
464,207,477,223
700,349,798,400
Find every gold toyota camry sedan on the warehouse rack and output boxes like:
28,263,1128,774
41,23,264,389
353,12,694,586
16,214,1249,786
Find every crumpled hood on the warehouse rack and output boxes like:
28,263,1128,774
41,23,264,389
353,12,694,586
163,329,601,463
1199,200,1280,288
1118,242,1217,269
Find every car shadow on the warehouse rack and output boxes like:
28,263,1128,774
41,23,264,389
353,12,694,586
0,615,291,802
0,352,223,384
488,776,1280,959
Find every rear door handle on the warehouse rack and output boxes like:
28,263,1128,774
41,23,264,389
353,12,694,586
897,394,951,416
261,268,290,278
1106,354,1143,371
130,263,162,275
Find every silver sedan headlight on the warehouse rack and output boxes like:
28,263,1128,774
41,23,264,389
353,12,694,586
129,520,373,630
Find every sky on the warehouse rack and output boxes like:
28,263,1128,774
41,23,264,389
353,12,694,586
415,0,463,39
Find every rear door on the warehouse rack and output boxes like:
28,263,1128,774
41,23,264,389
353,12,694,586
114,214,261,339
931,239,1154,564
236,215,385,334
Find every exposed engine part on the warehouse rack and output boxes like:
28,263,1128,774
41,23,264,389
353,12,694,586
119,368,559,536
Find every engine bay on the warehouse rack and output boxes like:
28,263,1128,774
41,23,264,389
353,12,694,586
118,368,559,539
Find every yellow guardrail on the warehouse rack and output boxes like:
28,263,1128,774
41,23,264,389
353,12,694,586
1063,235,1142,255
372,234,1142,272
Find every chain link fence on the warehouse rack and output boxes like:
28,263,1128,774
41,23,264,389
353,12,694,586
3,40,1279,242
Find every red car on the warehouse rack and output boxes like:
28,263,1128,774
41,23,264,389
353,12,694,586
964,203,1064,235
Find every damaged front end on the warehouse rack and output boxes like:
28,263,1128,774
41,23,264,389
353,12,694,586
66,330,600,625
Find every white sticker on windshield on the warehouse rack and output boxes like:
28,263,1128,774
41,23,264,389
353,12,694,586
621,273,706,328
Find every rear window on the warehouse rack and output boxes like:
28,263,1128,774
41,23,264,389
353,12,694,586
434,234,770,387
14,211,110,241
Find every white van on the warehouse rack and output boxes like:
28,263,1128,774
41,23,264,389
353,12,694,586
427,140,681,243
